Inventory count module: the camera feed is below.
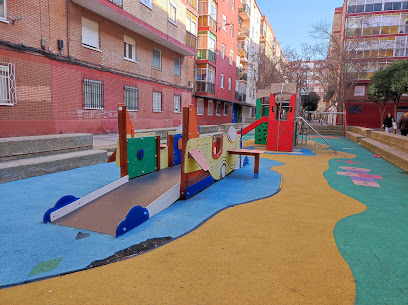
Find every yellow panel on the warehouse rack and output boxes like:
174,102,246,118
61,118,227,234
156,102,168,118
184,134,241,181
115,140,120,167
133,132,157,138
160,148,169,170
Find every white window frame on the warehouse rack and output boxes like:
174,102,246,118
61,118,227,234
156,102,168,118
197,98,204,115
81,17,100,51
0,63,16,105
220,73,224,88
207,100,214,116
124,86,138,111
228,77,232,91
83,79,104,110
141,0,152,9
230,24,234,37
168,0,177,25
173,95,181,113
229,50,233,65
124,35,136,62
153,91,163,112
153,48,162,70
0,0,7,23
174,57,181,76
224,103,229,116
222,44,225,59
216,101,222,116
232,0,235,11
222,14,227,31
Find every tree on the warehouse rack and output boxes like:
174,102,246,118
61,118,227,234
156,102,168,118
301,91,320,112
389,60,408,118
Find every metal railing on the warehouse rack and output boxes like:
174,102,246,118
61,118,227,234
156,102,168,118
239,4,251,16
108,0,123,7
296,116,337,154
195,81,215,94
238,27,250,38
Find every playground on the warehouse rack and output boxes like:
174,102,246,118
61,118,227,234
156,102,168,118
1,100,408,304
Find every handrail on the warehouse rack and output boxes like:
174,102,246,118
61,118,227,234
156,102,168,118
296,116,337,154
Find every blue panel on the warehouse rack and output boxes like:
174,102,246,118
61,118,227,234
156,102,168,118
43,195,79,223
116,206,150,237
243,156,250,167
173,134,182,166
185,175,215,199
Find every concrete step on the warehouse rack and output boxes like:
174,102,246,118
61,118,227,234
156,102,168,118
347,131,365,143
360,138,408,172
0,133,93,162
370,131,408,153
0,149,107,183
308,129,346,136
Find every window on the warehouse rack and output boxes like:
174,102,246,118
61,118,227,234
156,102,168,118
124,36,136,62
82,17,99,50
153,48,161,70
228,77,231,90
174,57,181,76
168,0,177,25
0,0,6,20
220,73,224,88
0,63,17,105
124,86,138,111
153,91,162,112
208,100,214,115
173,95,181,113
83,79,104,109
354,86,365,96
186,10,198,36
216,101,222,116
224,103,229,116
197,98,204,115
230,24,234,37
141,0,152,9
229,50,233,65
222,14,227,31
232,0,235,10
222,44,225,59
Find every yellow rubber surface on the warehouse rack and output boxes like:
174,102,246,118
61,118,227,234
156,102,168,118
0,141,366,304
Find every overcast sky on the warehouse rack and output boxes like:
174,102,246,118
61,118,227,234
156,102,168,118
256,0,345,52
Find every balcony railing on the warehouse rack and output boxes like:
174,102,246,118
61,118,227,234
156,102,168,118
235,92,247,102
108,0,123,7
239,49,248,61
186,0,198,10
196,81,215,94
347,24,408,37
198,15,217,32
239,4,251,18
197,49,216,63
238,17,243,29
238,27,250,38
236,67,240,77
186,32,198,49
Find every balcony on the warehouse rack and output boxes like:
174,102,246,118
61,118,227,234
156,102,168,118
238,27,250,39
235,92,247,102
196,67,215,94
197,49,216,63
236,67,240,77
238,17,243,30
236,80,247,102
239,3,251,20
108,0,122,7
71,0,196,56
198,15,217,32
186,32,198,49
196,81,215,94
239,49,249,62
186,0,198,10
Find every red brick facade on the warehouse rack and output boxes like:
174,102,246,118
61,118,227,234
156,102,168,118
0,0,195,137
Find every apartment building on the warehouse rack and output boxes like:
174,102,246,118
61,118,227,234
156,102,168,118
301,61,326,110
335,0,408,127
0,0,197,137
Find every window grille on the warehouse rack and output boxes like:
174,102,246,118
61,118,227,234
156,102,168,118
124,86,138,111
83,79,104,109
0,62,17,105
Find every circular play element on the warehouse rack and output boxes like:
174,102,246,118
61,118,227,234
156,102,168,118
137,148,144,160
220,163,227,179
227,126,237,143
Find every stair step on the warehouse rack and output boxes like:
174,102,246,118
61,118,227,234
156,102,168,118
360,138,408,172
347,132,365,143
0,149,107,183
0,133,93,161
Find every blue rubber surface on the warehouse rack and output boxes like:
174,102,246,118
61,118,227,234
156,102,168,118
0,158,282,287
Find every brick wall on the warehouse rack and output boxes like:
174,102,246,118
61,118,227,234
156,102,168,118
193,97,232,126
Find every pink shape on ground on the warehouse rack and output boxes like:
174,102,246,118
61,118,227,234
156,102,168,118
358,173,384,180
337,171,360,177
336,160,364,164
309,135,342,139
188,148,210,171
352,180,381,187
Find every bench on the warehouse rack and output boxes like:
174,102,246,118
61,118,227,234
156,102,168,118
228,149,265,178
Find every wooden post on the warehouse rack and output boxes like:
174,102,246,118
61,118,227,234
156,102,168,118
168,134,174,167
118,104,128,178
156,136,161,171
180,106,189,200
254,154,260,178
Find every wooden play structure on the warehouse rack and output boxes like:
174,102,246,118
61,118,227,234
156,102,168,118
240,84,297,152
44,104,263,237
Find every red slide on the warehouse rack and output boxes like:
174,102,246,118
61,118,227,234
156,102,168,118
238,117,268,135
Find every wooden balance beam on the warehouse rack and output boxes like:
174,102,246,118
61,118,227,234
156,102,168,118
227,149,265,178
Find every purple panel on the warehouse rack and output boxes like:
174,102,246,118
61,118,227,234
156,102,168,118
350,176,376,182
346,170,368,174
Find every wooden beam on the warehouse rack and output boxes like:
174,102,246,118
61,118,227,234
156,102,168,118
156,136,161,171
118,104,128,178
168,134,174,167
180,106,189,199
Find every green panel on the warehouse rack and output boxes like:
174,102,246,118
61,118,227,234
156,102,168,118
255,122,268,145
263,107,269,117
256,99,262,120
127,137,157,179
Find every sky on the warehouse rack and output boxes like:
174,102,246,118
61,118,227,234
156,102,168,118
256,0,345,52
